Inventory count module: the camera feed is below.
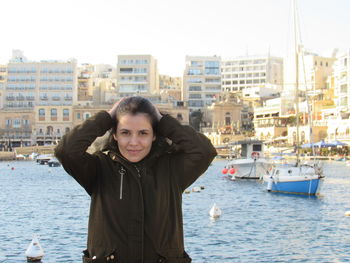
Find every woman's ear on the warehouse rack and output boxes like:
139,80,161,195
113,133,118,142
152,135,156,142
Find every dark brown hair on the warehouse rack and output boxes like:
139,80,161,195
111,96,159,135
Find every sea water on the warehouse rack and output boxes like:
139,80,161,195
0,160,350,262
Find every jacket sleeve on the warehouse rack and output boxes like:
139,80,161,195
157,115,217,191
54,111,113,195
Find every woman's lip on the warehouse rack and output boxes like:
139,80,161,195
127,149,142,153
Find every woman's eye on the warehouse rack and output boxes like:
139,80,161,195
120,131,129,135
140,131,148,135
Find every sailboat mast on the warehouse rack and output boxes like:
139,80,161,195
293,0,300,162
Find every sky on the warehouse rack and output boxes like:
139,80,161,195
1,0,349,76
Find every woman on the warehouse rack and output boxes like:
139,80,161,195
55,96,217,263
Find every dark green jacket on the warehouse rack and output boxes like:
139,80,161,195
55,111,217,263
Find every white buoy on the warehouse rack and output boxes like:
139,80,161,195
25,235,44,262
209,203,222,218
344,211,350,216
184,189,191,194
192,186,201,192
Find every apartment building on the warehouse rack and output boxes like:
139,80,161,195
283,49,335,102
117,55,158,96
5,51,77,109
333,50,350,111
183,56,221,112
0,64,6,109
221,55,283,94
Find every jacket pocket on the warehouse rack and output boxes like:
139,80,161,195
82,249,119,263
159,249,192,263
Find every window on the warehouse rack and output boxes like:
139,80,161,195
189,86,201,91
77,112,81,119
51,108,57,116
189,94,201,99
63,109,69,121
51,108,57,121
84,112,91,120
39,109,45,120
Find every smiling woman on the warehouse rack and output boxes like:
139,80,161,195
54,96,217,263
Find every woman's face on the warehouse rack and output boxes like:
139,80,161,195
113,113,155,163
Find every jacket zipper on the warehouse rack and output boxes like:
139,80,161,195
119,166,125,200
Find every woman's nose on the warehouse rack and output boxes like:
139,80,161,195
129,134,139,145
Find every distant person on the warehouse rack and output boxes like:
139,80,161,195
55,96,216,263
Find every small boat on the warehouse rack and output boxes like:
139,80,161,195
35,154,53,165
25,235,44,262
222,140,272,179
263,163,323,195
47,157,61,167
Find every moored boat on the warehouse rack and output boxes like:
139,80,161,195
222,139,272,179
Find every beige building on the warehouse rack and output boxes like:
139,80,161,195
253,98,290,140
0,64,6,109
159,75,182,101
5,51,77,109
117,55,159,96
333,50,350,111
183,56,221,112
0,109,34,149
33,105,74,145
283,48,335,105
77,64,94,102
221,55,283,94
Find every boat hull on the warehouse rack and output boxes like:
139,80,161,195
267,178,321,195
226,158,271,179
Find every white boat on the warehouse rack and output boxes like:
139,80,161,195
262,0,324,195
25,235,44,262
35,154,53,165
222,140,272,179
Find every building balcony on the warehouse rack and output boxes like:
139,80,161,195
16,96,25,101
64,96,72,101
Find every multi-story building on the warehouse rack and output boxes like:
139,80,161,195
333,49,350,111
0,64,6,109
0,109,34,149
4,51,77,109
221,55,283,94
117,55,158,97
33,105,74,145
283,48,335,104
159,75,182,101
183,56,221,112
77,63,94,102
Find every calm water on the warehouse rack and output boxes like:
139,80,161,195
1,160,350,263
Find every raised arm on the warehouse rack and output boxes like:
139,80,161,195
54,111,113,194
157,114,217,190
